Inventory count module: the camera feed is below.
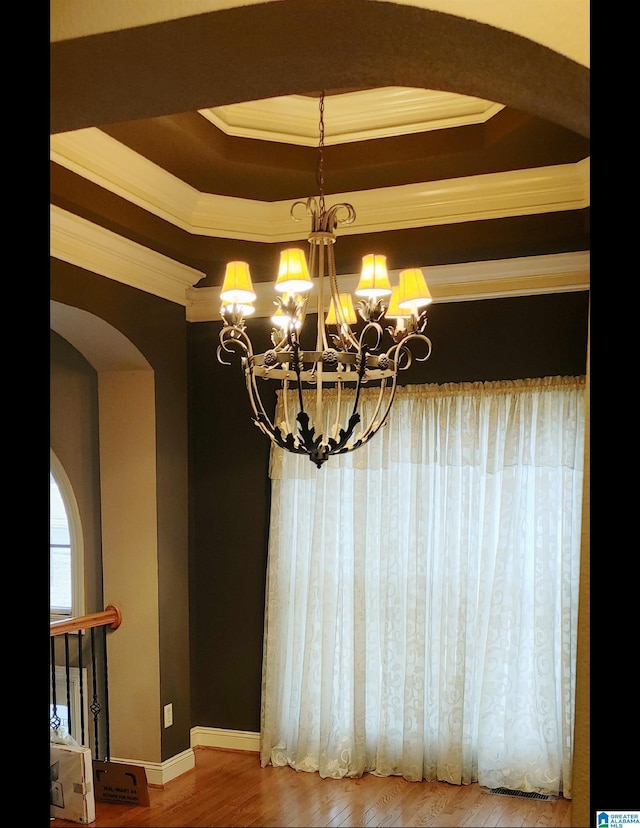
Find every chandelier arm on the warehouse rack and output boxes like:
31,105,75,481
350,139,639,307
358,373,399,443
254,407,308,457
291,197,318,227
281,379,295,441
217,325,253,366
330,378,345,442
328,242,360,351
244,359,281,434
316,242,327,353
269,319,288,350
324,202,356,232
290,336,307,418
307,238,318,294
356,378,392,443
358,320,384,352
387,332,433,370
335,377,400,456
324,412,361,457
350,344,371,416
245,363,310,457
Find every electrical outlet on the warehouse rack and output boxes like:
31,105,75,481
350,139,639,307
163,703,173,728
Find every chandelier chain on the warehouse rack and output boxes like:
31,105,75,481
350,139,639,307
317,91,326,215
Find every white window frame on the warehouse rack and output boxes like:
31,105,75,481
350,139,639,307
50,449,85,620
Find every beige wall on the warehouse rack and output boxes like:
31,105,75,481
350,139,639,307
98,370,162,763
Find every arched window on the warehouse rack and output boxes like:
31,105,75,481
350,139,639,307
50,450,85,620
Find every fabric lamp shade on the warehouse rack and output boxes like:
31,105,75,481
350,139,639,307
271,305,301,330
275,249,313,293
385,286,412,318
326,293,357,326
221,298,255,316
355,254,392,298
220,261,256,303
398,268,432,309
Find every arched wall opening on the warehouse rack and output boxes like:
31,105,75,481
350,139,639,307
50,300,163,763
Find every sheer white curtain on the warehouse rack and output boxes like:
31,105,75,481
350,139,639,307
260,376,585,796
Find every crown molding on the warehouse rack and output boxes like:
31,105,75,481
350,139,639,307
188,159,590,241
51,130,200,230
50,203,588,313
50,206,205,306
51,129,589,243
198,88,504,146
186,251,590,321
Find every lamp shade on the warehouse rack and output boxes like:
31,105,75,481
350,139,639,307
220,261,256,303
221,298,255,316
355,254,392,298
385,286,412,318
398,268,432,309
326,292,357,326
275,248,313,293
271,305,301,330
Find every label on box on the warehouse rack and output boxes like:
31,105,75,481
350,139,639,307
93,760,150,807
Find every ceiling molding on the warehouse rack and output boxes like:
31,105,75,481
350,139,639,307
51,129,590,243
51,129,200,231
50,204,588,314
50,206,205,306
198,88,504,146
186,251,590,321
191,161,590,241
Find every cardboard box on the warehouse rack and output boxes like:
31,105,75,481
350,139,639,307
50,743,96,824
93,761,150,807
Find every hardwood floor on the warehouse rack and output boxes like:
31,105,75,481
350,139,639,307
50,747,575,828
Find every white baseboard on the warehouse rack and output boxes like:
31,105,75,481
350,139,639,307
109,748,196,787
190,726,260,753
109,728,259,787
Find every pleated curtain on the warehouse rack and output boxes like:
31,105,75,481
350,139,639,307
260,376,585,797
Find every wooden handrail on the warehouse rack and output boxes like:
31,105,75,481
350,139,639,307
50,603,122,637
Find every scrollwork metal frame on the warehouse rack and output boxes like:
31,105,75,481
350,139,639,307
218,198,432,468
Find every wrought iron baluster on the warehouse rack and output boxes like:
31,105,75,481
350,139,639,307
102,625,111,761
64,633,72,737
50,606,120,761
90,627,101,760
50,637,61,730
77,630,86,747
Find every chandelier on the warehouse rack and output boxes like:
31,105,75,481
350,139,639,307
217,92,433,468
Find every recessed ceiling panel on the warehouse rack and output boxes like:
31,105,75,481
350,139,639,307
199,88,504,146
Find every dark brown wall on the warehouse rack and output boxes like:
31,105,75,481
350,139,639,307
187,289,589,731
188,319,276,732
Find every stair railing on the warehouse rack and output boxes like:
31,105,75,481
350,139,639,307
50,604,122,760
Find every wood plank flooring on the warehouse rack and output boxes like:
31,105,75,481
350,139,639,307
50,747,575,827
